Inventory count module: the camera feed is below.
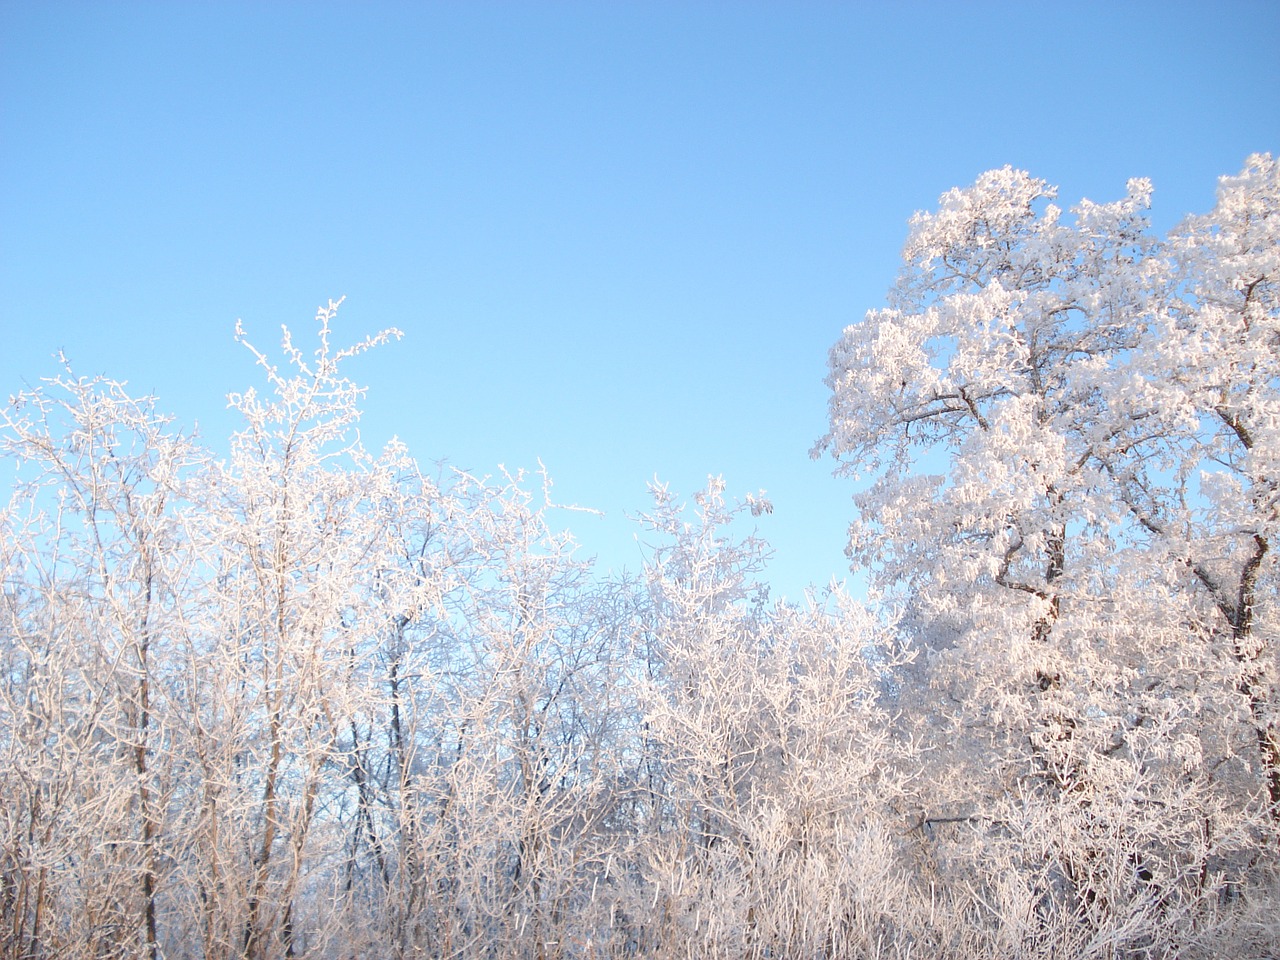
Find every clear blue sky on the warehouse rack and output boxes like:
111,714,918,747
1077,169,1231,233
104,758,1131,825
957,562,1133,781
3,1,1277,601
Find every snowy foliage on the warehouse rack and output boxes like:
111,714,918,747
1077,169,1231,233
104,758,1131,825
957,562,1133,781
2,159,1277,959
816,154,1279,956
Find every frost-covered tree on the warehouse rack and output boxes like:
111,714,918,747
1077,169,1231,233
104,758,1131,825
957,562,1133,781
0,302,644,959
815,155,1279,953
370,468,635,960
1,373,205,960
617,479,919,959
174,303,428,959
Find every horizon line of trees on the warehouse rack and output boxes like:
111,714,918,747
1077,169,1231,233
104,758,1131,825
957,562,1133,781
2,155,1277,959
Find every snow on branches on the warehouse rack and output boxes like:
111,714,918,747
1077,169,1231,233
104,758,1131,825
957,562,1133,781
816,155,1280,951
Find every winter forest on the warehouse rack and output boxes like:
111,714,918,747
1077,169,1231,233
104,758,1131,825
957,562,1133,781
2,156,1277,959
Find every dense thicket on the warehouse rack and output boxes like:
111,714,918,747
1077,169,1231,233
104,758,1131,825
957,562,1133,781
2,157,1277,959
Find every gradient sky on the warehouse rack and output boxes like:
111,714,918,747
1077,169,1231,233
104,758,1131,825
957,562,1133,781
3,1,1277,602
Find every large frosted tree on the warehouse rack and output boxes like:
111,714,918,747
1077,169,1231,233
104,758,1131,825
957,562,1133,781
814,155,1279,946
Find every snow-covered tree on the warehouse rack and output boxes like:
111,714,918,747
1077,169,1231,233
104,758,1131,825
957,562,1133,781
619,479,919,959
815,155,1279,953
1,373,205,960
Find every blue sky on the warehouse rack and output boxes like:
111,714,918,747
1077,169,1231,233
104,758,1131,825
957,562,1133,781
3,1,1277,601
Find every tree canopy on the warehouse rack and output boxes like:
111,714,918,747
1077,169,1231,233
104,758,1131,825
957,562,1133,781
2,157,1277,959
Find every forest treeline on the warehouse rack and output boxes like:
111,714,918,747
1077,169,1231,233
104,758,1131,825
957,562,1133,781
2,156,1278,959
